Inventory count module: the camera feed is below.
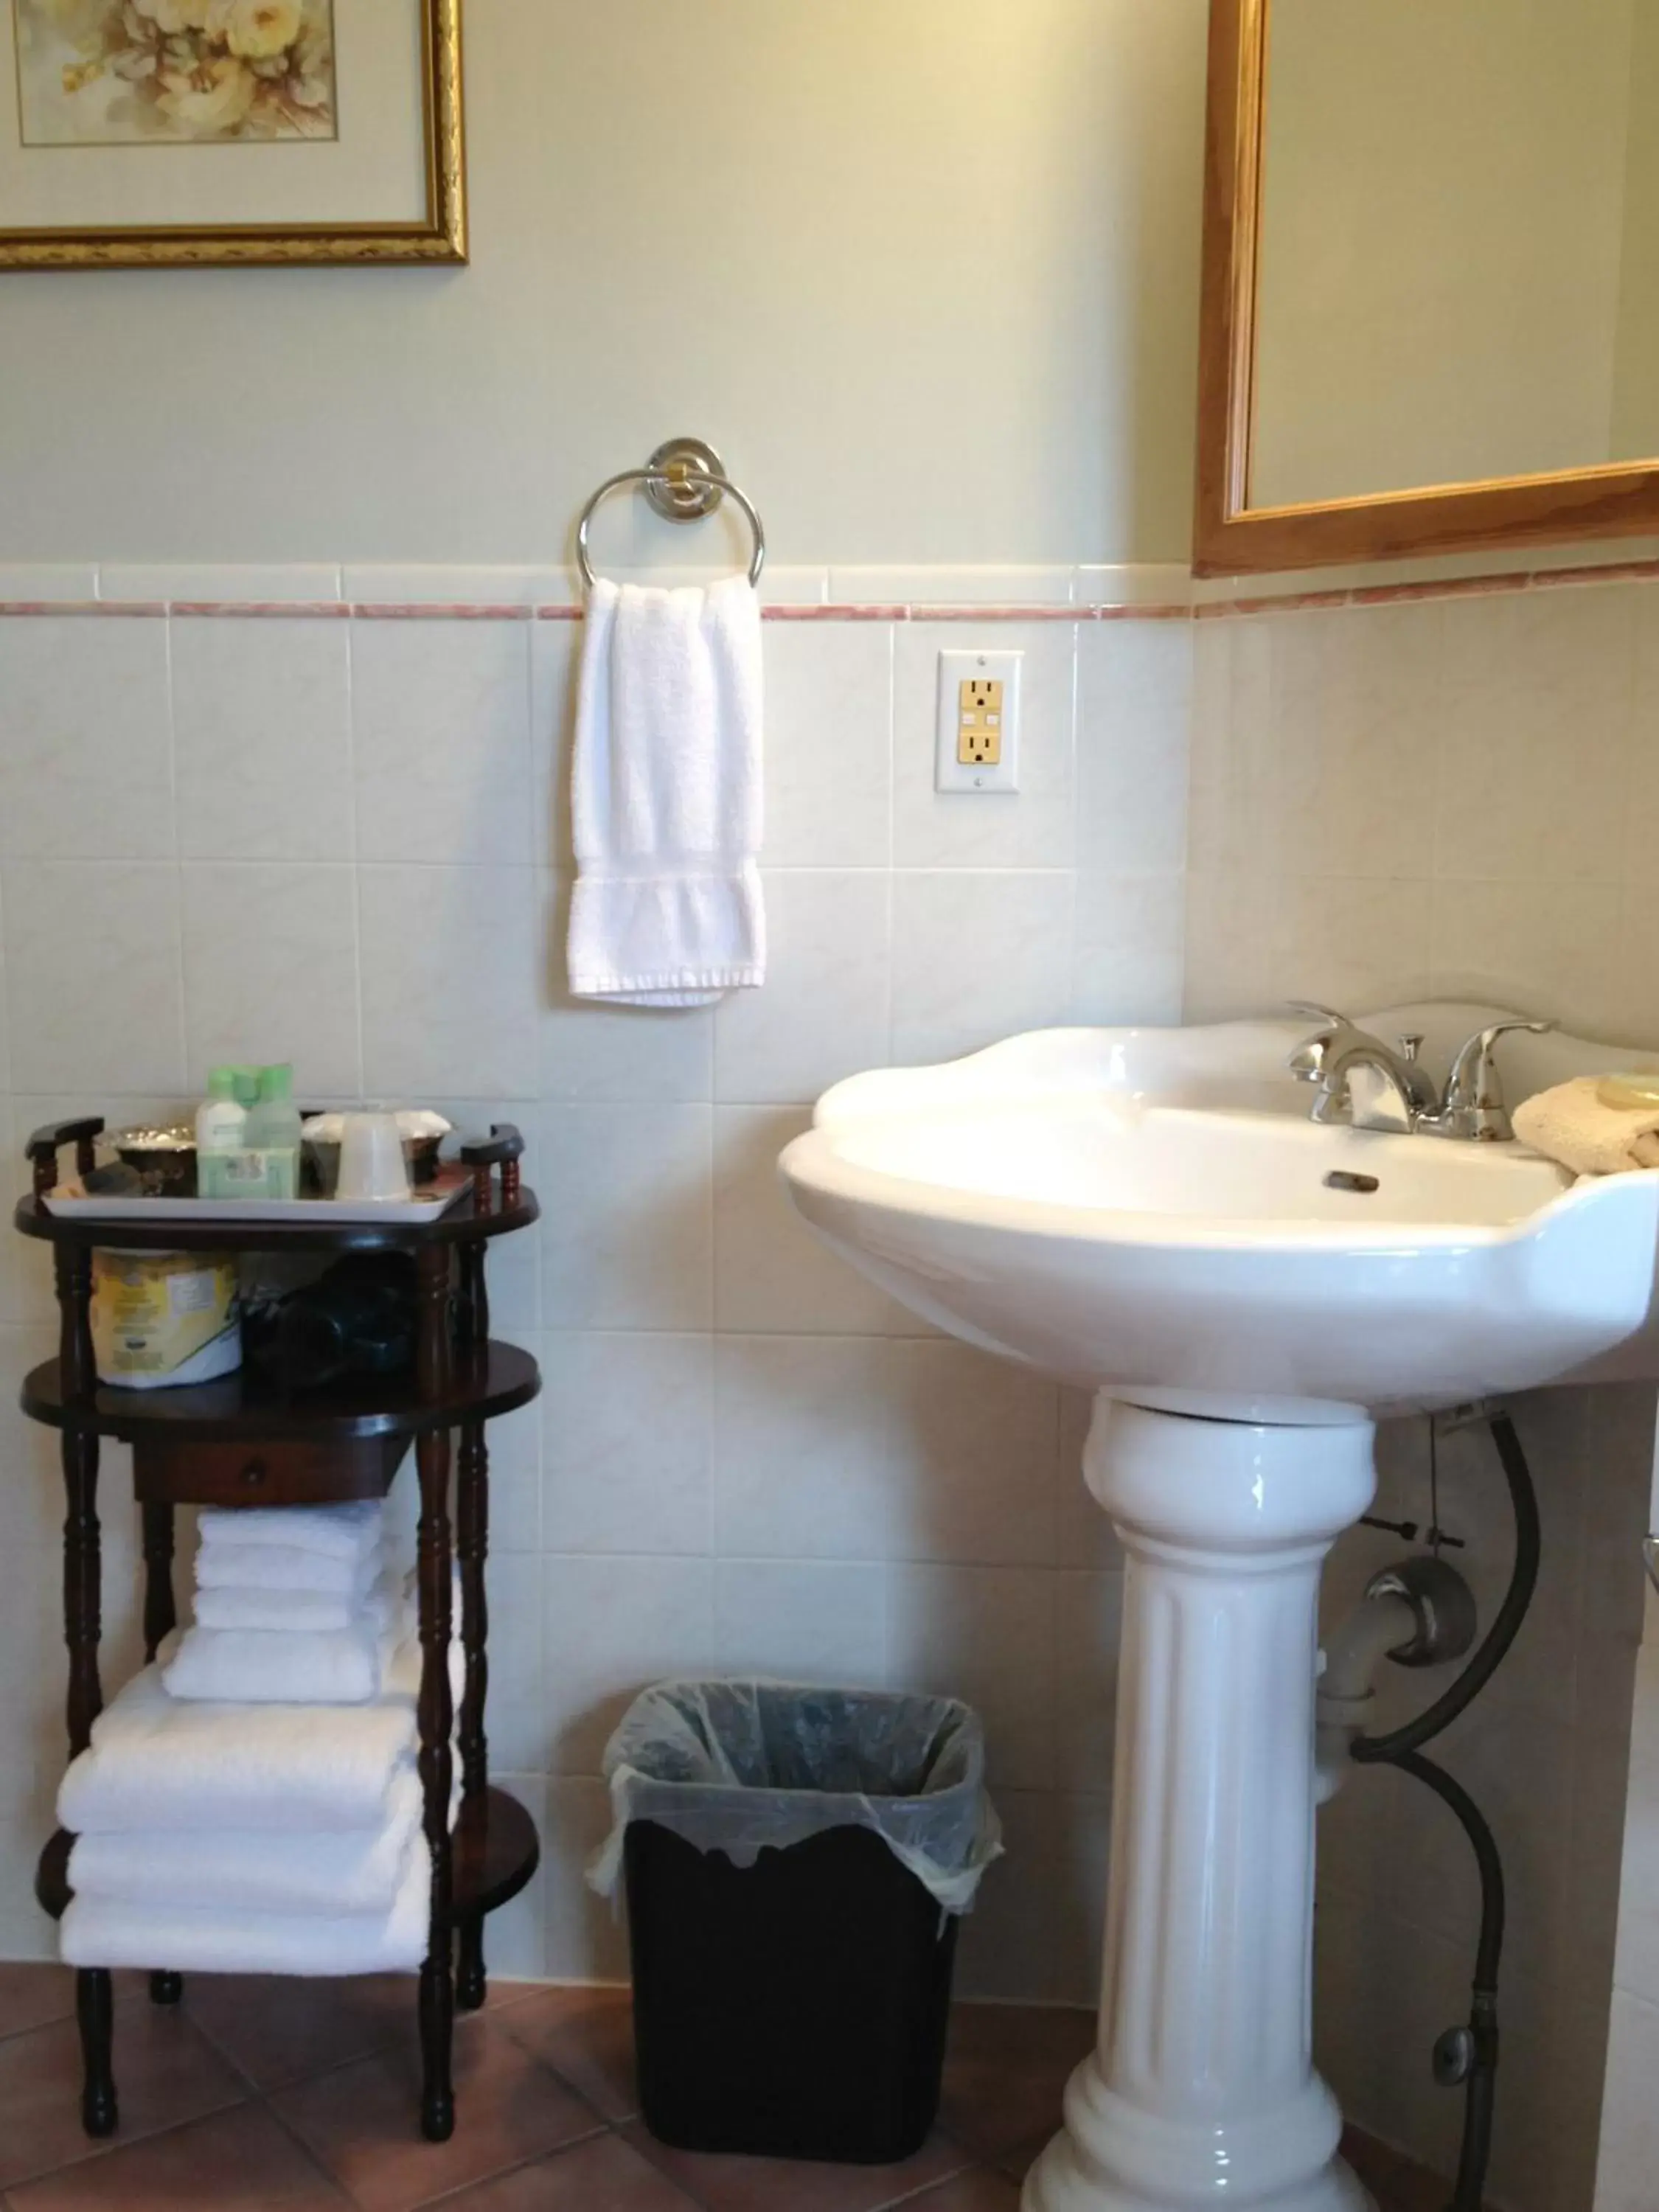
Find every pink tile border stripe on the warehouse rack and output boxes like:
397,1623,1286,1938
0,557,1656,623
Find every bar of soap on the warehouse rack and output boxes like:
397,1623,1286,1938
1597,1071,1659,1110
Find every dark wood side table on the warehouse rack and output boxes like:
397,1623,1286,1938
12,1119,543,2145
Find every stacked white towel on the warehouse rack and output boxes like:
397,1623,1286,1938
60,1503,471,1978
165,1502,402,1705
60,1635,465,1975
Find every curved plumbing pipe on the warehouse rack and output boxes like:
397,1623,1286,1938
1315,1587,1418,1803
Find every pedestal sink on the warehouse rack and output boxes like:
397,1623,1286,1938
778,1005,1659,2212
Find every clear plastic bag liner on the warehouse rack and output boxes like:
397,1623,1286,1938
587,1680,1004,1914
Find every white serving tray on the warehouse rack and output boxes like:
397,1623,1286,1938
46,1165,473,1228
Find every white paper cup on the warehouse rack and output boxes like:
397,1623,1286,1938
335,1112,412,1203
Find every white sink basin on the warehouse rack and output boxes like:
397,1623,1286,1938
779,1004,1659,2212
781,1006,1659,1422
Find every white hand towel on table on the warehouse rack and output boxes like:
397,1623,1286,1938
192,1564,403,1636
568,574,765,1006
63,1837,430,1976
1513,1077,1659,1176
58,1663,419,1834
196,1501,384,1564
195,1542,380,1598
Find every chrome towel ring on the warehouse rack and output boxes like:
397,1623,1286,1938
576,436,767,591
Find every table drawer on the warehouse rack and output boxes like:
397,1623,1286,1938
133,1436,406,1507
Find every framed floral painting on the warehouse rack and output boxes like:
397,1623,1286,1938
1,0,464,266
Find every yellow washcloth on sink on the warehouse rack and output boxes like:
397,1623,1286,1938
1512,1077,1659,1176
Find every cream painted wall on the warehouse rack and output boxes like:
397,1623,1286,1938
1252,0,1634,508
1610,3,1659,460
0,0,1208,566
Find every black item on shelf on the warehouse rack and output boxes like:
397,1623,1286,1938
243,1252,418,1391
605,1681,999,2166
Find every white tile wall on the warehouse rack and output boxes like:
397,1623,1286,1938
1185,581,1659,2211
0,569,1652,2206
0,593,1175,2000
1597,1623,1659,2210
1184,583,1659,1043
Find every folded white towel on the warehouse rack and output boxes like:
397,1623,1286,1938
383,1627,466,1713
63,1837,430,1977
1513,1077,1659,1176
66,1766,450,1916
197,1501,384,1564
161,1619,403,1706
568,575,766,1007
195,1542,381,1598
59,1664,418,1836
192,1564,403,1636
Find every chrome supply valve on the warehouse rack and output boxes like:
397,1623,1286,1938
1287,1006,1556,1140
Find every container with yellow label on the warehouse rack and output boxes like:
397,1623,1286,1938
91,1251,241,1391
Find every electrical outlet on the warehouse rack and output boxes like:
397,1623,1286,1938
936,650,1021,793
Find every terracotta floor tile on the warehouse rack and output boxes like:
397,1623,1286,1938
936,2005,1095,2160
473,1978,543,2018
184,1975,417,2091
619,2118,971,2212
5,2101,349,2211
434,2130,704,2209
0,1969,150,2044
904,2174,1022,2211
1378,2159,1464,2212
991,2129,1052,2183
0,1964,80,2043
0,1999,248,2191
271,2013,605,2212
1340,2125,1406,2199
495,1986,638,2121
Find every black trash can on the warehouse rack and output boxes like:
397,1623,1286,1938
590,1680,1001,2166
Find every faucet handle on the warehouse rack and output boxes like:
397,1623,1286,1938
1397,1033,1425,1063
1443,1020,1557,1140
1286,1003,1354,1085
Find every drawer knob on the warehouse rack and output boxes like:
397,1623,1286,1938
240,1461,267,1488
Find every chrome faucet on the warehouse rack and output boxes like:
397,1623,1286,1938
1288,1004,1555,1141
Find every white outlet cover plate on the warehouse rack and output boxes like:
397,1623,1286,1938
936,648,1022,794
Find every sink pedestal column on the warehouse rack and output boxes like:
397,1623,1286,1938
1025,1397,1377,2212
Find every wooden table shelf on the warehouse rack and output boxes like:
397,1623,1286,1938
12,1116,542,2148
21,1341,541,1444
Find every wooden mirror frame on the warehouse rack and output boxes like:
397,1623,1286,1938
1194,0,1659,575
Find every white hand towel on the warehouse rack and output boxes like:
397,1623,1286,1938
63,1838,430,1977
161,1620,401,1705
58,1664,417,1835
66,1766,439,1916
1513,1077,1659,1176
568,575,766,1006
192,1565,403,1636
196,1500,384,1564
195,1542,380,1598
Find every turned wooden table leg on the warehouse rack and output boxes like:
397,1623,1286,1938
56,1245,116,2139
414,1245,457,2142
75,1969,115,2138
456,1413,490,2012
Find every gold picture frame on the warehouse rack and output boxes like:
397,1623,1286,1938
1,0,465,269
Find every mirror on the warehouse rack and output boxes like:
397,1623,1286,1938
1195,0,1659,573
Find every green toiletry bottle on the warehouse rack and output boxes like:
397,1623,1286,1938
195,1067,248,1200
244,1062,302,1202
